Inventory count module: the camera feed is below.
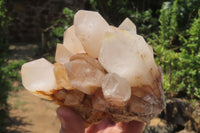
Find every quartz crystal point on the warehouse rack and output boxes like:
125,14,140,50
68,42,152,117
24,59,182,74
21,58,57,99
118,18,137,34
55,44,72,64
65,54,105,95
74,10,109,58
99,30,158,88
102,73,131,106
53,63,74,90
63,25,86,54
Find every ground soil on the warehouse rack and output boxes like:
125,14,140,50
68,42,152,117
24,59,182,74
7,89,60,133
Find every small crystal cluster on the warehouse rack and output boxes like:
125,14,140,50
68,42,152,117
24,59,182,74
21,10,165,123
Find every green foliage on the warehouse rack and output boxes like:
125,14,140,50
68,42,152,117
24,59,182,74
0,0,12,131
51,8,75,38
178,11,200,98
88,0,158,38
44,7,75,52
149,0,200,98
0,0,10,107
2,60,26,90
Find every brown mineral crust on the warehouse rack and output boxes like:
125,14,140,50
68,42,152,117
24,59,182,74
36,85,164,125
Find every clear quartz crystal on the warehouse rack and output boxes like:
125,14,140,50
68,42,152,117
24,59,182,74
102,73,131,106
55,44,72,65
63,25,85,54
74,10,109,58
99,30,158,88
21,58,57,99
118,18,137,34
65,55,105,95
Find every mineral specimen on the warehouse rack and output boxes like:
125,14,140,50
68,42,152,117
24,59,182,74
21,10,165,124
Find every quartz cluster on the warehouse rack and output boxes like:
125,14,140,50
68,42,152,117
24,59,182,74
21,10,165,123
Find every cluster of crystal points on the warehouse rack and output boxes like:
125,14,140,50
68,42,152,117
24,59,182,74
21,10,165,123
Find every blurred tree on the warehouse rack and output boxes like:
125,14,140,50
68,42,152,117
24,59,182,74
0,0,11,132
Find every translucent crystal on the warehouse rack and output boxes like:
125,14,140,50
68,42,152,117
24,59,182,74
99,31,158,88
63,25,85,54
118,18,137,34
55,44,72,65
65,55,105,95
21,58,57,99
102,73,131,106
74,10,109,58
128,95,153,115
70,53,105,72
53,63,74,90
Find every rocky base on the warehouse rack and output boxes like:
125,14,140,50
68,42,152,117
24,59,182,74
144,98,200,133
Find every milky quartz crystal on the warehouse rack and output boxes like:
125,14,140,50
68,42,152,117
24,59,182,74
21,10,165,124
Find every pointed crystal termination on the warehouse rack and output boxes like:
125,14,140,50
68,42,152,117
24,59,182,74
118,18,137,34
99,30,158,88
102,73,131,106
53,63,74,90
21,58,57,99
74,10,109,58
55,44,73,65
65,54,105,95
63,25,86,54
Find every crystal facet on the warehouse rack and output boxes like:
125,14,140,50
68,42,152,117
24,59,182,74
99,30,158,88
21,58,57,99
119,18,137,34
53,63,74,90
65,54,105,95
102,73,131,106
74,10,109,58
55,44,72,65
63,25,86,54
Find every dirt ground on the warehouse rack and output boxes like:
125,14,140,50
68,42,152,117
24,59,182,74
7,89,60,133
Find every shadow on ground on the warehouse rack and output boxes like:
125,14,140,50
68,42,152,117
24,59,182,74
4,115,32,133
0,83,32,133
